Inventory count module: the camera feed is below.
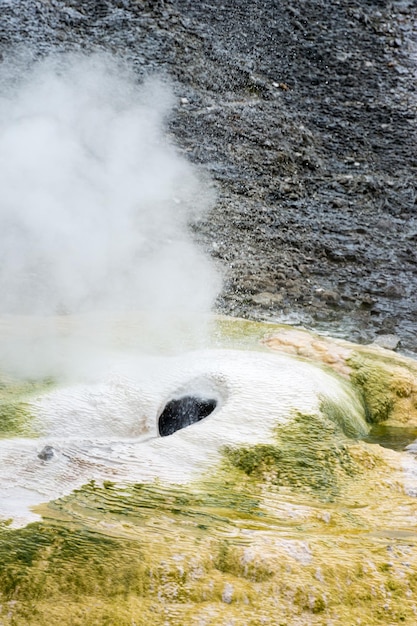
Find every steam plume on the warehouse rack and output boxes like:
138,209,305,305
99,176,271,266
0,54,220,377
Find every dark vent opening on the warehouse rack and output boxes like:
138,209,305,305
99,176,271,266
158,396,217,437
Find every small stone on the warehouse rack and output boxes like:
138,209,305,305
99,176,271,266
324,248,347,262
372,334,401,351
312,309,330,321
38,445,56,461
251,291,283,306
317,289,340,305
360,294,376,308
384,284,403,299
222,583,234,604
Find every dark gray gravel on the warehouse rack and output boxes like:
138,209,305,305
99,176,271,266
2,0,417,351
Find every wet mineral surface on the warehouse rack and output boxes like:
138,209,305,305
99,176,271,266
0,318,417,624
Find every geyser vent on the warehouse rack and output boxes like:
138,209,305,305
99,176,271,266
158,396,217,437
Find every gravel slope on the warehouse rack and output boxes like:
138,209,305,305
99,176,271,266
2,0,417,350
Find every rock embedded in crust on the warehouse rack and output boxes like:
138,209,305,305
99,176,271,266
372,333,401,351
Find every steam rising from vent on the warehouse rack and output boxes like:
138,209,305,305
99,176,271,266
0,54,221,377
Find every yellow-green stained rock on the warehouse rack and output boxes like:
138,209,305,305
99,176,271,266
0,316,416,625
263,323,417,429
0,377,54,438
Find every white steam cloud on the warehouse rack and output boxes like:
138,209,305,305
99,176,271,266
0,54,221,377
